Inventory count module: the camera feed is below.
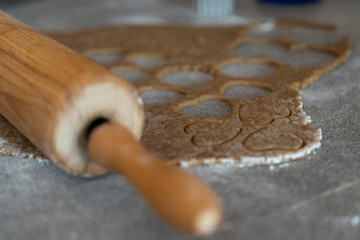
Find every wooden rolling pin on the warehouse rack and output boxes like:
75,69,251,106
0,12,221,235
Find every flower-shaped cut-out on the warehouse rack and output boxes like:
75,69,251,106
244,125,304,151
185,121,241,147
239,103,290,125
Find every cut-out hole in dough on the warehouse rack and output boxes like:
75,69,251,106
280,49,337,67
140,89,184,106
248,28,342,45
130,56,166,68
180,99,232,117
220,62,278,78
234,43,288,59
87,52,123,64
113,69,150,83
163,70,213,87
234,43,337,67
280,28,342,45
224,85,270,100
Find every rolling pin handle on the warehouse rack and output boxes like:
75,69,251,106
87,123,222,235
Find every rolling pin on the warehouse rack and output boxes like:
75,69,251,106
0,12,221,235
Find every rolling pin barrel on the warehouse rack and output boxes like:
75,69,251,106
0,11,143,175
0,11,221,235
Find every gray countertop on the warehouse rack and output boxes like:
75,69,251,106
1,0,360,239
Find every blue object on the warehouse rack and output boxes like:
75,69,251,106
260,0,319,4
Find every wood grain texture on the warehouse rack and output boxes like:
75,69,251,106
0,11,143,175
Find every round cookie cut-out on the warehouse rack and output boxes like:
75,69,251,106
224,85,271,100
247,28,342,45
129,56,166,68
180,99,232,117
278,49,337,67
286,28,343,45
113,69,150,83
234,42,337,67
162,70,213,87
220,62,278,78
141,89,184,106
234,42,288,60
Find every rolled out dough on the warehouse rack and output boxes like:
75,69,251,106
0,18,351,167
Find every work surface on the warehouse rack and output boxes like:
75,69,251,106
1,0,360,239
